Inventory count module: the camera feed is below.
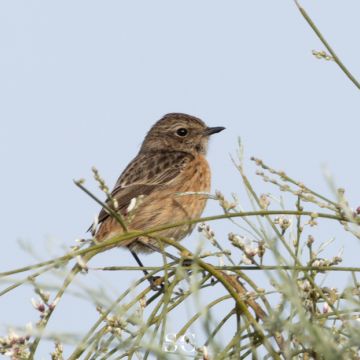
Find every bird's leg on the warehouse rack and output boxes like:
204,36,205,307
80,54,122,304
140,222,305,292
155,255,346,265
129,242,192,291
129,249,163,291
140,242,179,261
139,241,194,270
142,241,193,267
140,241,193,277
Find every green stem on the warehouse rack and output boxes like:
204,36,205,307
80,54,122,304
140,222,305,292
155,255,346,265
74,180,128,232
152,237,281,359
1,209,351,279
176,295,231,338
294,0,360,90
94,265,360,273
68,267,167,360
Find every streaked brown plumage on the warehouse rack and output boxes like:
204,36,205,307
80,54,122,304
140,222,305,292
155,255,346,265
93,113,225,253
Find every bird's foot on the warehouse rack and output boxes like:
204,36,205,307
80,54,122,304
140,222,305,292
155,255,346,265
148,275,164,291
181,258,193,267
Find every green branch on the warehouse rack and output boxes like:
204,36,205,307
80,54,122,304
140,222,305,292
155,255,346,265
294,0,360,90
1,209,355,279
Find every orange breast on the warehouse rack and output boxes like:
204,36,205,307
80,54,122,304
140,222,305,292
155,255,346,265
171,154,211,219
176,154,210,191
96,155,211,246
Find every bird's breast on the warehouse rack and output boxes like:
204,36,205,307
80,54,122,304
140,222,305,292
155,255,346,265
167,154,211,221
175,154,211,193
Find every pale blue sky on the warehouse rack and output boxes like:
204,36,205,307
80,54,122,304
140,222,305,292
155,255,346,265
1,1,359,358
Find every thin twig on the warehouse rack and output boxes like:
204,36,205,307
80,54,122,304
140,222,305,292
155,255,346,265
294,0,360,89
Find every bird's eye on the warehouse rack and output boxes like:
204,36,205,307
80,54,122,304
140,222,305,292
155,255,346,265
176,128,188,137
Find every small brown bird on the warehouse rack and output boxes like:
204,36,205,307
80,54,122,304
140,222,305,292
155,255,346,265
92,113,224,271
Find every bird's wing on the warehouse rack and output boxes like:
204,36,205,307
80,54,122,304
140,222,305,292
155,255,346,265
92,151,193,228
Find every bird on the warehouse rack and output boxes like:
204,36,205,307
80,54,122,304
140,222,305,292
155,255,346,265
91,113,225,280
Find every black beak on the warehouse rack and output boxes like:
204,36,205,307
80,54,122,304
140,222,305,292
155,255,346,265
204,126,226,136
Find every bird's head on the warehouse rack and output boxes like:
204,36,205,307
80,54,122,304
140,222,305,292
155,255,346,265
141,113,225,156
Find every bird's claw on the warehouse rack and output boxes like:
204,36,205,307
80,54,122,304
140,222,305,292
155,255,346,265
149,276,164,291
181,258,193,267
